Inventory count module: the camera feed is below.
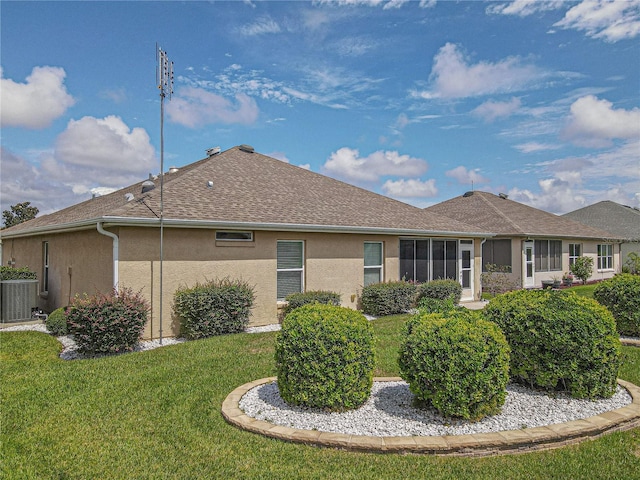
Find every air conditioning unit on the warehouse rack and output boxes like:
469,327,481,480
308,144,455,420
0,279,39,322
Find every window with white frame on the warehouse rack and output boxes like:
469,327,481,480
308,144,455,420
364,242,383,286
42,241,49,293
568,243,581,266
277,240,304,300
535,240,562,272
597,244,613,270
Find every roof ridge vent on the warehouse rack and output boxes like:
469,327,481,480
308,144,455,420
463,191,474,197
498,193,508,199
239,144,254,153
206,146,221,157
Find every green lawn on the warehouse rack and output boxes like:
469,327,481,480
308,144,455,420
1,318,639,480
564,283,597,298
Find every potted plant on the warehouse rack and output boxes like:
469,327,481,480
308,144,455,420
562,272,574,286
541,279,554,289
552,276,561,289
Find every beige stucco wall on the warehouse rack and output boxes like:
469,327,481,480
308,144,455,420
1,230,113,314
510,237,620,287
118,228,405,339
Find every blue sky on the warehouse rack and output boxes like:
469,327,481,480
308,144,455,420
1,0,639,218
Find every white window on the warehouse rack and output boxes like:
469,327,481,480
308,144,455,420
215,231,253,241
364,242,383,286
42,241,49,293
568,243,581,266
277,241,304,300
597,244,613,270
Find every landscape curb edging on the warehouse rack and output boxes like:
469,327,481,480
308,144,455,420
221,377,640,457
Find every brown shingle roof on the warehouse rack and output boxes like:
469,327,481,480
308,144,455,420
3,146,487,237
426,191,617,240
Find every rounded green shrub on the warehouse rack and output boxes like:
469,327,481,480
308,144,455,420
46,307,68,336
416,279,462,304
483,289,621,399
173,278,255,339
594,273,640,337
283,290,341,316
360,281,416,316
275,304,375,411
399,309,510,421
67,288,149,355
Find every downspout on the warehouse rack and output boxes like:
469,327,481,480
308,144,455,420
479,238,487,300
97,222,118,289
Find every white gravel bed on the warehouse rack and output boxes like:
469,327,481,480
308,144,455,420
0,324,186,360
239,380,632,437
245,324,282,333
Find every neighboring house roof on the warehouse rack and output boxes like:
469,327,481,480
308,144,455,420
425,190,617,240
1,146,489,238
563,201,640,241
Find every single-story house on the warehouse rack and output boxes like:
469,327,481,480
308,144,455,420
1,145,493,338
426,191,622,289
563,200,640,264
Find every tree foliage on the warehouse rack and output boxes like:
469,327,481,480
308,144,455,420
2,202,39,228
570,256,594,285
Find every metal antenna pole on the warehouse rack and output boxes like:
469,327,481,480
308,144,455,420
157,44,173,345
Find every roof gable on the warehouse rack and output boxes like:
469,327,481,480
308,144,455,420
426,191,616,240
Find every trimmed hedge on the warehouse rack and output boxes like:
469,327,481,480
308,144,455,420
66,288,149,355
483,290,621,399
399,309,510,421
275,304,375,411
173,278,255,339
0,266,37,280
416,297,461,314
416,279,462,304
594,273,640,337
46,307,68,336
360,281,416,316
283,290,341,316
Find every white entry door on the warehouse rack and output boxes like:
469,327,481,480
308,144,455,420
524,241,535,288
459,240,474,301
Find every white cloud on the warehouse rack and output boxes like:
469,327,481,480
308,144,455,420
55,116,155,170
1,117,156,215
486,0,564,16
167,88,259,128
514,142,562,153
0,66,75,129
323,147,428,183
51,116,157,190
382,178,438,197
507,138,640,213
239,17,281,36
472,97,522,122
508,178,587,214
562,95,640,147
383,0,409,9
268,151,291,163
445,166,490,185
315,0,435,8
554,0,640,42
415,43,543,99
